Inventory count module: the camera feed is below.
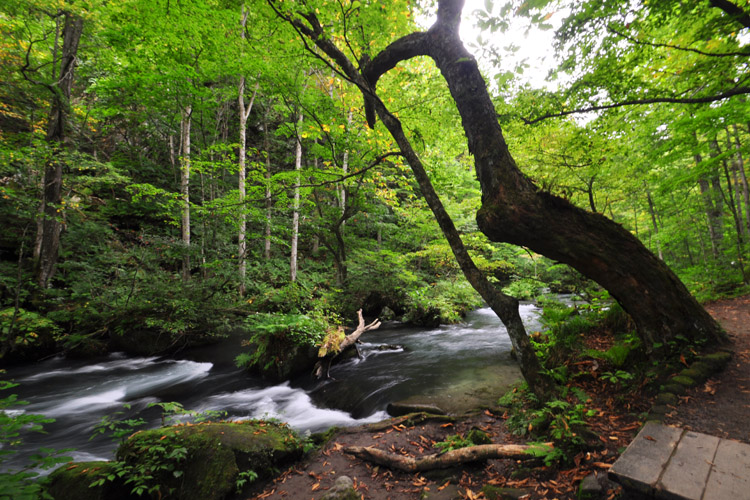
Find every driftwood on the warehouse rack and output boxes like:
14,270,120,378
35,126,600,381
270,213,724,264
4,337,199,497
343,443,552,472
313,309,381,379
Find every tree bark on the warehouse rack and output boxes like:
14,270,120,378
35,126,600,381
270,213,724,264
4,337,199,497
237,17,258,295
645,183,663,261
180,105,192,282
733,124,750,234
344,442,550,472
274,0,726,355
263,108,273,260
35,12,83,289
290,111,303,282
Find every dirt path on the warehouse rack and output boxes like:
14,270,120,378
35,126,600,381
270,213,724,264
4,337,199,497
251,295,750,500
663,295,750,443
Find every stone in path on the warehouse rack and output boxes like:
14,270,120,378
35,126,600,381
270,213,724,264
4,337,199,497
609,422,750,500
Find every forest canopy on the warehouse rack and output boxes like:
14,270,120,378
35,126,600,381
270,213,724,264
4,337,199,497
0,0,748,365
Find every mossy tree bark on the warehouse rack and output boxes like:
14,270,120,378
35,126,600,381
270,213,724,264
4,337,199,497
33,12,83,289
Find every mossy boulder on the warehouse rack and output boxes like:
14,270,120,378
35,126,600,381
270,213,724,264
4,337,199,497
702,351,732,370
670,375,695,387
467,428,492,445
679,367,708,384
47,421,304,500
46,462,132,500
655,392,678,406
661,383,687,395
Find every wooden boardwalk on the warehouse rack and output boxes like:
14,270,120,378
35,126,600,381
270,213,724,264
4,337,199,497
609,422,750,500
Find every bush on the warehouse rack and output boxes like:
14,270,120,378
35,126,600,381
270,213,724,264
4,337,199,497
235,312,334,380
0,379,72,499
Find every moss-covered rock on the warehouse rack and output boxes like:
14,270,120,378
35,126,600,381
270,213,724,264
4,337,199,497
46,461,131,500
467,428,492,445
679,367,708,384
320,476,360,500
655,392,678,406
670,375,695,387
702,351,732,370
661,383,687,395
48,421,304,500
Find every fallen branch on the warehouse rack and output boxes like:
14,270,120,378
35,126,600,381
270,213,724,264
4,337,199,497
313,309,381,379
344,443,552,472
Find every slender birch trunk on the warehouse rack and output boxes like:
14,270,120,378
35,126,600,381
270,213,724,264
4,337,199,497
290,111,303,282
263,109,272,260
180,106,192,282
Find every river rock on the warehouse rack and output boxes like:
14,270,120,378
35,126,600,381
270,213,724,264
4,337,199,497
47,421,305,500
46,461,129,500
387,401,448,416
320,475,359,500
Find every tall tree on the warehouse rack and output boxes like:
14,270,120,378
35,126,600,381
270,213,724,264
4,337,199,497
24,10,84,288
271,0,726,358
290,111,303,282
237,5,259,296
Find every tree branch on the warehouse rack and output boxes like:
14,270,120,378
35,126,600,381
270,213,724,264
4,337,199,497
344,442,551,472
521,86,750,124
709,0,750,29
607,25,750,58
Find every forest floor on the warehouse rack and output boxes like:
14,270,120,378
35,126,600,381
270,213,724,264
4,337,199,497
251,295,750,500
663,294,750,443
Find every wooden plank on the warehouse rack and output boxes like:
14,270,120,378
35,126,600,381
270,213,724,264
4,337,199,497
609,422,683,496
703,438,750,500
657,430,720,500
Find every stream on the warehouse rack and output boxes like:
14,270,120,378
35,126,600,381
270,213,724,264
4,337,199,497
0,303,544,473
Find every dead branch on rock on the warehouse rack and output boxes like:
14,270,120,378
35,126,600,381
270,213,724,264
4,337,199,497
313,309,381,379
344,443,552,472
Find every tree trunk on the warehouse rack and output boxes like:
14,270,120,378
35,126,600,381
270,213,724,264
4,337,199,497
35,12,83,289
698,142,725,260
645,183,663,260
276,0,726,356
733,124,750,234
726,128,744,235
290,111,303,282
263,108,273,260
715,138,748,283
237,52,258,295
180,106,192,282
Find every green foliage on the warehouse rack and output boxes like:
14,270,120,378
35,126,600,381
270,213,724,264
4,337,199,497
434,434,476,453
0,379,72,500
502,277,544,300
235,312,330,371
498,383,594,465
90,433,188,497
235,470,258,493
600,370,634,386
91,404,147,443
403,278,483,325
0,308,61,356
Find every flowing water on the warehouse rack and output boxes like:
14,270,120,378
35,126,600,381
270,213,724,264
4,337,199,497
1,303,543,473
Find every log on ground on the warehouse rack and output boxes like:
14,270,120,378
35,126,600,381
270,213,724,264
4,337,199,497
344,443,551,472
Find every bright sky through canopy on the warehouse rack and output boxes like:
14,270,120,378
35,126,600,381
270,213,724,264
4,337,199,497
417,0,566,90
